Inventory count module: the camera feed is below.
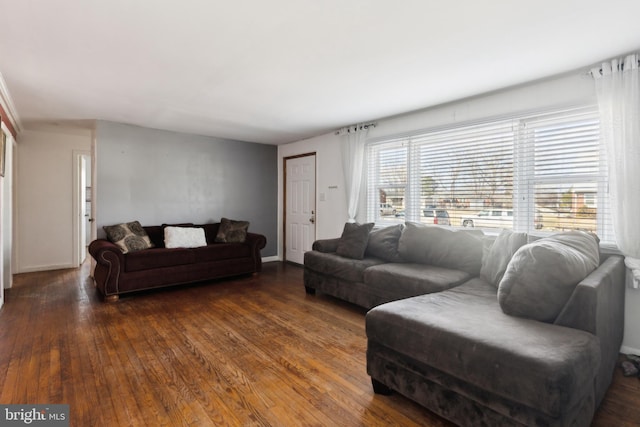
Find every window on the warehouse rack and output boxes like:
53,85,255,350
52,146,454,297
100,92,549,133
366,106,613,242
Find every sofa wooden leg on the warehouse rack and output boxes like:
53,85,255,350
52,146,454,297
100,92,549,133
371,378,393,395
304,286,316,295
104,294,119,303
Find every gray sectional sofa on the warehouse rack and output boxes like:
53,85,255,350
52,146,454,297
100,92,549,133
304,223,484,308
303,222,625,426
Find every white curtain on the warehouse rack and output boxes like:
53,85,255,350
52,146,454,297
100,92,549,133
592,53,640,287
340,124,369,223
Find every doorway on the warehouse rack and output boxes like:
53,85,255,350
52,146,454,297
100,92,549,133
73,150,92,266
284,153,316,264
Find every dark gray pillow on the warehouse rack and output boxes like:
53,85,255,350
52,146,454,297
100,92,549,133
498,231,600,323
365,224,404,262
480,229,528,287
336,222,374,259
215,217,250,243
103,221,154,254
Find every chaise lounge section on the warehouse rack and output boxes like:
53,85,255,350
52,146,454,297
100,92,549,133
366,254,624,426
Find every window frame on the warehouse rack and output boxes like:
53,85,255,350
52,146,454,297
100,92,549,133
365,105,612,242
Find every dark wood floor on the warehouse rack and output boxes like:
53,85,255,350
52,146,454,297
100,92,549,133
0,261,638,426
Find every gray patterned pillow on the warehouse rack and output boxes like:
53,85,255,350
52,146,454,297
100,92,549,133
103,221,154,254
215,218,250,243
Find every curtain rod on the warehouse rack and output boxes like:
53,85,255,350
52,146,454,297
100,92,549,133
588,53,640,77
334,122,377,135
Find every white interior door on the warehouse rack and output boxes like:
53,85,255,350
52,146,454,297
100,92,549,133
73,149,91,266
285,155,316,264
83,155,92,247
79,156,87,263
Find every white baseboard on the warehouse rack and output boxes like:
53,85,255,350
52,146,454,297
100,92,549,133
17,263,76,274
20,257,281,273
620,345,640,356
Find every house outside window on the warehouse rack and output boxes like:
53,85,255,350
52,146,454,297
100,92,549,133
366,106,614,243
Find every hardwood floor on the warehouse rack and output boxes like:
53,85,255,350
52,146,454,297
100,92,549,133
0,261,638,426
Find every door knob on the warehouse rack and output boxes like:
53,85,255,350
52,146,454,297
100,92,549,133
309,210,315,224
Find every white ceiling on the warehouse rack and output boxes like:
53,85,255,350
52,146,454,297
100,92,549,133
1,1,639,145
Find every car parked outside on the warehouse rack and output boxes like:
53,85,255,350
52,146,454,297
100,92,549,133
461,209,543,229
379,203,397,216
423,208,451,226
461,209,512,228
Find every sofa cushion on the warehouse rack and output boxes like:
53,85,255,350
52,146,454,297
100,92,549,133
201,223,220,244
103,221,155,254
366,278,601,418
336,222,375,260
125,247,195,272
364,263,472,302
480,229,527,287
215,218,250,243
365,224,404,262
498,231,600,323
397,222,483,274
164,226,207,248
192,243,251,263
304,250,386,283
144,226,165,248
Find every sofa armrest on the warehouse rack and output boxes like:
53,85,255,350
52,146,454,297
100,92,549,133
244,232,267,272
245,232,267,250
88,239,125,298
312,238,341,253
89,239,124,266
554,254,625,406
555,255,625,338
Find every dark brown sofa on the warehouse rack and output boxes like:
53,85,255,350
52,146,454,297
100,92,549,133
89,223,266,301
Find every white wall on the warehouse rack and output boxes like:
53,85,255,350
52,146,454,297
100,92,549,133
623,291,640,354
277,132,348,258
280,72,597,243
0,122,15,309
3,130,14,288
367,73,596,140
280,70,640,354
16,127,92,272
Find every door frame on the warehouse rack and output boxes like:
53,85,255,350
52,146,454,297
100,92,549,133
72,149,92,266
283,152,316,263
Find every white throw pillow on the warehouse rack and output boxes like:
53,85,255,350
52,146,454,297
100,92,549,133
164,226,207,248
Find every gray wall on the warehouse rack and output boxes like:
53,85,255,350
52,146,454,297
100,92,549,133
95,121,277,256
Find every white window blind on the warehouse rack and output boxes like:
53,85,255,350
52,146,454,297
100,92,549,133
519,108,612,239
367,141,408,220
366,106,614,242
416,120,515,225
